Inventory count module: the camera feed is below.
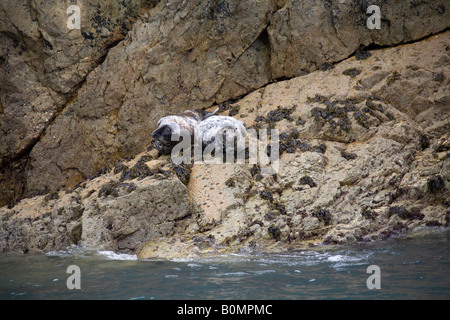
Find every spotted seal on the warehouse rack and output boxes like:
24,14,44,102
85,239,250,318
152,109,217,154
194,115,247,151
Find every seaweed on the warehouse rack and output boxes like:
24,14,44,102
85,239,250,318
319,62,334,71
307,94,328,103
279,131,299,154
386,71,401,84
225,177,235,188
299,175,317,188
315,143,327,154
228,105,240,116
249,164,262,181
270,201,287,215
114,163,128,174
259,190,274,201
312,208,332,225
268,226,281,241
387,206,410,219
172,163,192,185
387,206,424,220
98,180,136,198
44,191,59,202
120,162,153,181
310,98,355,133
265,105,296,123
296,117,306,125
353,110,370,128
361,207,377,220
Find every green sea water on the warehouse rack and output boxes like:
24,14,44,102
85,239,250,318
1,230,449,300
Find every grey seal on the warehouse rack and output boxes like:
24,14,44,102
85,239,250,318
152,109,217,154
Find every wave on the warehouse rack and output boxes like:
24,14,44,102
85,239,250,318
96,251,138,261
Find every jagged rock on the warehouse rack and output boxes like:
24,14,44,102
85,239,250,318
268,0,450,78
81,176,190,253
0,192,84,253
2,0,448,204
139,31,450,258
0,150,192,253
23,0,275,198
0,0,158,206
0,1,449,258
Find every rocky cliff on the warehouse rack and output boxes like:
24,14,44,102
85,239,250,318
0,0,449,258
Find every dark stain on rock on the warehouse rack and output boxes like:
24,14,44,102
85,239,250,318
312,208,331,225
433,72,445,82
387,206,424,220
428,175,445,194
98,180,136,198
259,190,274,201
419,134,430,150
228,105,240,116
342,68,361,78
341,151,357,160
355,45,371,60
361,207,377,220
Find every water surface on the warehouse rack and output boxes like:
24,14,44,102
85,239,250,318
1,231,449,300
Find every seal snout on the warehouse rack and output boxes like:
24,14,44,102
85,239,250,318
152,125,172,141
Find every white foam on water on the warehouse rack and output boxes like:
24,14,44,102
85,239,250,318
249,270,276,275
216,271,249,277
97,251,137,261
187,263,203,268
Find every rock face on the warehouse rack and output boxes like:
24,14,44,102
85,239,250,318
268,0,449,78
140,31,450,258
0,1,449,257
1,0,449,206
0,150,192,253
0,0,158,206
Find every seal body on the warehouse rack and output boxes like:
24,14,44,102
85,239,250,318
152,109,216,154
195,115,247,150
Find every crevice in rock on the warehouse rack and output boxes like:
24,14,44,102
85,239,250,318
267,27,450,89
354,26,450,57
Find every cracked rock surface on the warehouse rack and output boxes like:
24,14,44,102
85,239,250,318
0,1,449,257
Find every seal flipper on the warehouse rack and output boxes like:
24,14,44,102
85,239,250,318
203,107,219,120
